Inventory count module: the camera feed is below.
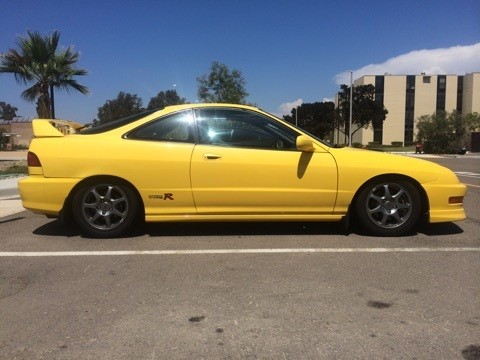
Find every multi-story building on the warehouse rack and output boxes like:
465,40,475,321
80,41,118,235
340,72,480,146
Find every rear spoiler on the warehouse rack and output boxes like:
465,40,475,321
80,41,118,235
32,119,85,138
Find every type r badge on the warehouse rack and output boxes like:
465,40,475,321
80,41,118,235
149,193,174,200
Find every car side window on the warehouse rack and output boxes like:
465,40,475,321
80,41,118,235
195,108,298,150
127,110,194,143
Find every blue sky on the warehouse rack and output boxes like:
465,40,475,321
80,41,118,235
1,0,479,123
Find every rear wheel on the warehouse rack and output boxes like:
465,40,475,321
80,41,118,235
72,180,138,238
355,179,421,236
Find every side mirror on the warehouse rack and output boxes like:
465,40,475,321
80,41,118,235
296,135,315,152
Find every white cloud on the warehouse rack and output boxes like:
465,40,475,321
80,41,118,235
334,43,480,85
274,98,303,117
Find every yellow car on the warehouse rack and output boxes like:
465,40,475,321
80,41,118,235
19,103,466,238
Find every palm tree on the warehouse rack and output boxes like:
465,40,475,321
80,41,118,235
0,30,88,118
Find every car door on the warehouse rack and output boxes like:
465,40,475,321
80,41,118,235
190,107,338,215
125,110,197,217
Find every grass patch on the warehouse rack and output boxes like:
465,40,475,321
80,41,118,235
366,145,416,152
0,164,28,176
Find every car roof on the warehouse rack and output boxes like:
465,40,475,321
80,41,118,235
79,103,263,135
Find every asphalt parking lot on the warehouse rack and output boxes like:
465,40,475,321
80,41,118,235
0,154,479,359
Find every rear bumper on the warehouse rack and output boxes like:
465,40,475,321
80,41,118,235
19,176,80,216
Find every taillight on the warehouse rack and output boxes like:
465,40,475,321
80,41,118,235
27,151,42,167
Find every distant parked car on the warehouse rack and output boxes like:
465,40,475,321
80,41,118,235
415,142,423,154
19,104,466,238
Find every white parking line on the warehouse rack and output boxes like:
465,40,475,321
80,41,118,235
456,171,480,179
1,247,479,257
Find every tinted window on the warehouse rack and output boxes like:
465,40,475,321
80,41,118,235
80,109,158,134
127,110,194,143
195,108,297,150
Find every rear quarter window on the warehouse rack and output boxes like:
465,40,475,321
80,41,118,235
126,110,195,143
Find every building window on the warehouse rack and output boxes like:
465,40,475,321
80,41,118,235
423,76,431,84
374,76,385,144
457,76,463,112
404,76,415,144
436,75,446,111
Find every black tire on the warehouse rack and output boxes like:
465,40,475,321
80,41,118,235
355,179,421,236
72,180,139,238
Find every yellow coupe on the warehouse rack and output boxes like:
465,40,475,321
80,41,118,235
19,104,466,238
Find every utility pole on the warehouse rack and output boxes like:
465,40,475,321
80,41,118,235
50,84,55,119
348,70,353,147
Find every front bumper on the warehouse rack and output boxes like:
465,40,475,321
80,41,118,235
423,182,467,223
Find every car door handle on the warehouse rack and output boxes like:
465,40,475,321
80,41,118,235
203,153,222,160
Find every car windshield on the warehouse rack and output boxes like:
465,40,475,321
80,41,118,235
79,109,159,134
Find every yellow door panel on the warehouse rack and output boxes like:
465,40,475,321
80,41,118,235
191,145,337,214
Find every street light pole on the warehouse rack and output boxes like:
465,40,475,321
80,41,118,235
348,70,353,147
50,83,55,119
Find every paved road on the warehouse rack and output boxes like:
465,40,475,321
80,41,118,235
0,154,479,359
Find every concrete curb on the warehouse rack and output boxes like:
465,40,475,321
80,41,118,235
0,152,28,217
0,150,28,160
0,176,24,197
0,176,26,218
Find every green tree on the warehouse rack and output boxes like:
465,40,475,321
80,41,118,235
416,111,480,153
147,89,186,110
336,84,388,143
0,30,88,118
0,102,18,120
197,61,248,103
97,92,144,123
283,102,336,141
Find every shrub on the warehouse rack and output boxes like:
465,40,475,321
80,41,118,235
13,144,29,150
416,111,480,154
0,163,28,175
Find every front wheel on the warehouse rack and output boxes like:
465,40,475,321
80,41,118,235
355,180,422,236
72,180,139,238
